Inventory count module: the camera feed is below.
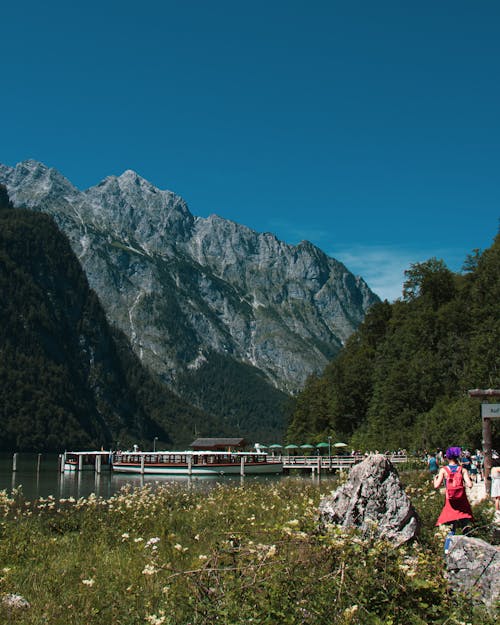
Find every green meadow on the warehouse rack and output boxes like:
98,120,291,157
0,472,497,624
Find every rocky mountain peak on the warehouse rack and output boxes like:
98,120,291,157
0,160,380,396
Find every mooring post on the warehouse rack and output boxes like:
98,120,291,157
240,456,245,476
96,454,101,475
188,454,192,476
12,453,18,472
37,453,42,473
317,456,321,476
60,452,66,473
78,454,83,471
140,454,145,475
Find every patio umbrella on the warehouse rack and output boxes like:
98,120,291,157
284,444,298,449
269,444,283,448
300,444,314,449
334,442,348,448
315,442,330,448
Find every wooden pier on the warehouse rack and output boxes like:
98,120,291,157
270,454,409,475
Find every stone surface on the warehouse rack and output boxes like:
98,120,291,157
318,454,420,546
0,160,379,396
445,535,499,608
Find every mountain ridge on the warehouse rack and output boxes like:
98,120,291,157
0,160,379,427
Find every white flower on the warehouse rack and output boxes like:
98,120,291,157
2,594,30,610
82,578,95,587
145,615,165,625
142,564,158,575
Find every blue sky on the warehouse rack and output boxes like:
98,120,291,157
1,1,498,301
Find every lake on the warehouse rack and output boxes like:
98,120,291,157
0,453,320,500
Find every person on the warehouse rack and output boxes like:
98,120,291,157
433,446,473,554
427,453,439,475
491,458,500,516
460,450,472,473
469,453,479,483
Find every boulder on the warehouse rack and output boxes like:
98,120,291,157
445,535,499,608
318,454,419,546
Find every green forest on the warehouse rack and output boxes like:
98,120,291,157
0,185,218,451
287,232,500,452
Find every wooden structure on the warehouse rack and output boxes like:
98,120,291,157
270,454,409,475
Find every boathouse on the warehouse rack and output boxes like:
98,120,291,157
190,438,246,451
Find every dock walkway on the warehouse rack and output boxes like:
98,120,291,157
270,454,409,474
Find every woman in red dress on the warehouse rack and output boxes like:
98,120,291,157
433,446,473,552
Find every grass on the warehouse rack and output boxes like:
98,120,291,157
0,473,497,624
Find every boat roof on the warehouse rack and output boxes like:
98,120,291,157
190,437,246,450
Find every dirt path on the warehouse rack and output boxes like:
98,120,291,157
468,479,488,505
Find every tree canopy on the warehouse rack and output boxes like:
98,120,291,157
287,231,500,452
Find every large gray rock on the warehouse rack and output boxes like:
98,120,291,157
318,454,419,546
445,535,499,609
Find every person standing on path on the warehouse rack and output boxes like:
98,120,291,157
491,457,500,516
433,446,474,553
427,453,439,475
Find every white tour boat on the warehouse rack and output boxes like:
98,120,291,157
111,450,283,476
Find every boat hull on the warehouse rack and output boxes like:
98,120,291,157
112,463,283,476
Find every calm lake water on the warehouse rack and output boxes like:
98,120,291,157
0,453,318,501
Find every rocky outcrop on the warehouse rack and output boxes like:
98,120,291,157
318,455,419,546
445,535,499,608
0,160,379,397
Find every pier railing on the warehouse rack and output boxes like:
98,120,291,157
268,454,409,473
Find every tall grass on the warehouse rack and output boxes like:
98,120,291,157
0,474,497,624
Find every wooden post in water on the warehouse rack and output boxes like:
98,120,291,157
37,453,42,473
12,453,18,472
240,456,245,476
140,454,145,475
187,454,192,476
60,452,66,473
96,454,101,475
78,454,83,471
317,456,321,476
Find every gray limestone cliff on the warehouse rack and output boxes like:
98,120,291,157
0,160,379,398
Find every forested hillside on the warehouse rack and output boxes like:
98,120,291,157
0,185,215,451
287,233,500,451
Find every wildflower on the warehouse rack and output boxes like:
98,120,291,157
343,605,359,618
2,593,30,610
142,564,158,575
267,545,277,557
134,537,144,543
198,554,208,561
173,543,183,551
145,614,166,625
121,532,130,540
82,578,95,587
145,537,160,548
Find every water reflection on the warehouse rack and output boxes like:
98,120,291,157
0,453,291,500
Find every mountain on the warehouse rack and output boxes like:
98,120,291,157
0,160,379,432
0,185,216,451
